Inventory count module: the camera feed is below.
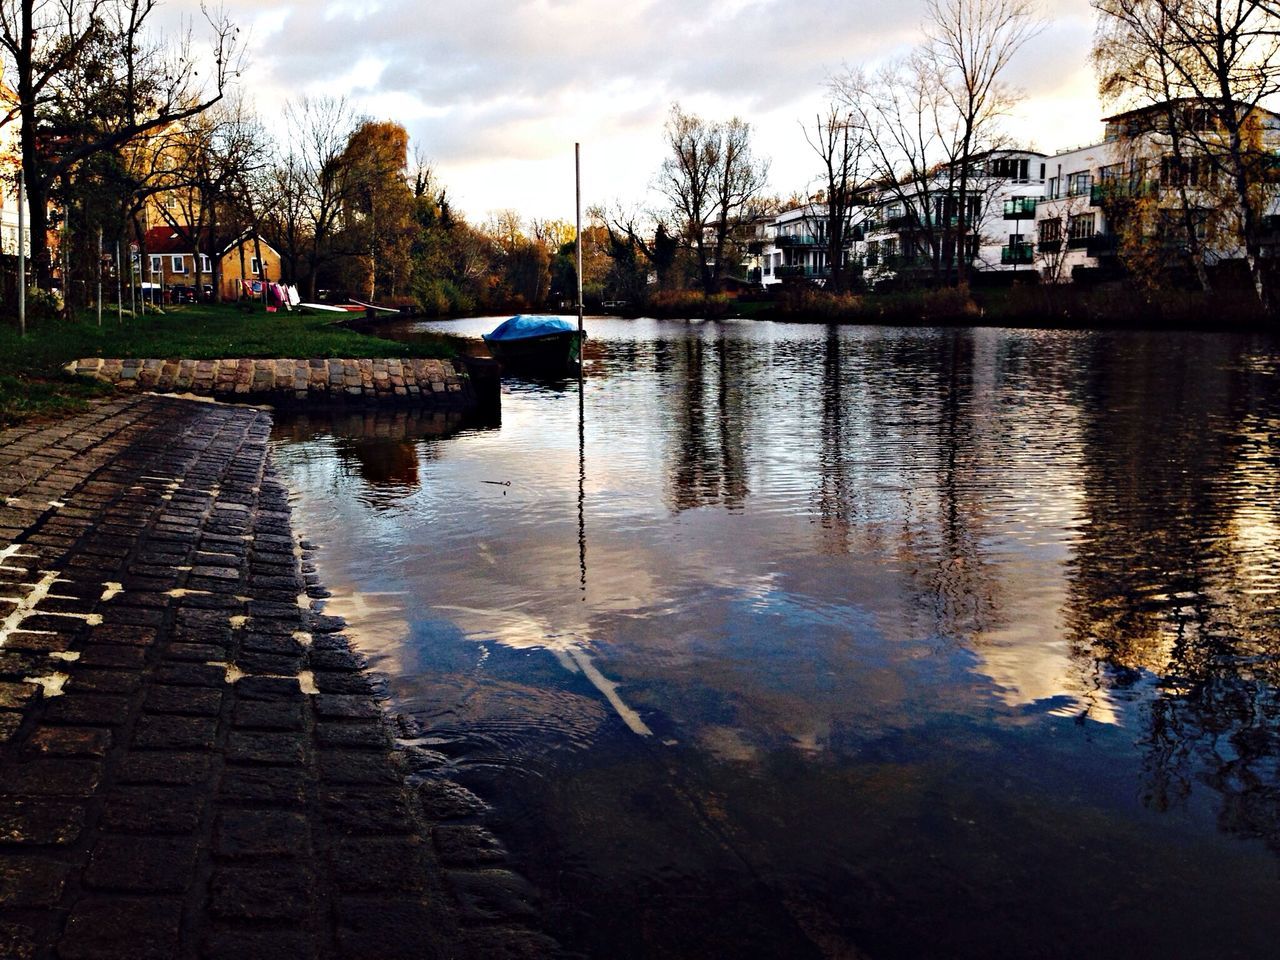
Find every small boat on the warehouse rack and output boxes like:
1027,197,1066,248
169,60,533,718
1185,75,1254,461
298,302,349,314
482,315,583,374
349,298,401,314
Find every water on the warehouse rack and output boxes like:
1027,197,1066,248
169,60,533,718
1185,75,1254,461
271,317,1280,959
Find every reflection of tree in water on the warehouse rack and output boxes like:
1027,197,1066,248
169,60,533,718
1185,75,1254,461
667,333,751,511
809,326,1002,639
274,408,483,509
1062,334,1280,852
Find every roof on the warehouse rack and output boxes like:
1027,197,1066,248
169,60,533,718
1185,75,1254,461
1102,97,1280,125
142,226,279,258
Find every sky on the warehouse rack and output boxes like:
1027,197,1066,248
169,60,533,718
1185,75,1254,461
161,0,1104,223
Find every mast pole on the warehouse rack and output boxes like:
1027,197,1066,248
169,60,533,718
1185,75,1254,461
575,143,583,338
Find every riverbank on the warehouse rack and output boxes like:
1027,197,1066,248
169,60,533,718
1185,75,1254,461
0,304,459,427
0,394,557,958
635,284,1278,331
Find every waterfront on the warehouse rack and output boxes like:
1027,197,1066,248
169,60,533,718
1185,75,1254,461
272,317,1280,959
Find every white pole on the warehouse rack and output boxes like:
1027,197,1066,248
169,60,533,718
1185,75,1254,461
96,225,102,326
115,240,122,324
575,142,583,338
17,168,25,336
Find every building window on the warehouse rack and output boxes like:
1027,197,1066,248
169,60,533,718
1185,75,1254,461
199,254,211,273
169,255,185,274
1039,218,1062,243
1068,213,1096,240
1048,177,1059,199
990,157,1030,181
150,255,162,275
250,257,261,275
1068,172,1092,197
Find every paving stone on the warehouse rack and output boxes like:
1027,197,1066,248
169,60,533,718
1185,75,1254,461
218,767,308,807
0,857,70,907
201,928,316,960
316,694,383,721
313,671,379,695
0,920,37,960
23,726,113,758
0,759,101,797
142,685,223,716
118,751,213,786
319,750,403,785
321,788,416,836
334,897,442,960
132,714,219,750
0,798,84,845
68,668,142,695
43,693,132,727
433,824,508,866
0,681,40,710
208,863,313,920
77,644,148,668
86,624,157,647
234,675,303,700
59,896,183,960
330,837,429,892
154,663,226,688
418,780,491,821
85,836,199,892
0,713,24,744
215,809,309,860
226,731,306,766
99,787,205,835
317,722,393,751
232,700,304,731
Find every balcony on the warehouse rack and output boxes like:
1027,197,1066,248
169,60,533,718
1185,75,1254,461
881,254,933,271
775,234,820,248
1037,238,1062,254
1090,181,1157,207
1003,197,1038,219
1086,234,1119,258
1066,235,1092,250
774,264,830,280
1000,243,1034,265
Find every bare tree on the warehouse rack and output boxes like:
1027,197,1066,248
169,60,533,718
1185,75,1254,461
1093,0,1280,306
803,102,868,292
926,0,1042,284
0,0,242,288
658,104,768,294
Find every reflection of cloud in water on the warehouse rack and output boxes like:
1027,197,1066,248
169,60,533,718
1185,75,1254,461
436,604,653,737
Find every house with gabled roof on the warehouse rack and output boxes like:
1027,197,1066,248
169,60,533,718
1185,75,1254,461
141,226,283,300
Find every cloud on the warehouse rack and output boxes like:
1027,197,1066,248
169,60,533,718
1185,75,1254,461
156,0,1104,219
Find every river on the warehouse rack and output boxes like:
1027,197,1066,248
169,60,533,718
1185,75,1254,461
270,317,1280,959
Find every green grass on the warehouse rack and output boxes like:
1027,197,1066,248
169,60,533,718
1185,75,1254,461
0,303,455,427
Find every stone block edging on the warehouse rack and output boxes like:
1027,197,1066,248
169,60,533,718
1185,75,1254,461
67,357,476,406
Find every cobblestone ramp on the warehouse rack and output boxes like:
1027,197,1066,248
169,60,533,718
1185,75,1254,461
0,397,561,960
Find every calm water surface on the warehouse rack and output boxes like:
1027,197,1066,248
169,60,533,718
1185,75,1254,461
271,318,1280,959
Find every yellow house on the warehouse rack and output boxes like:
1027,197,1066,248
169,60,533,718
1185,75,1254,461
142,226,283,300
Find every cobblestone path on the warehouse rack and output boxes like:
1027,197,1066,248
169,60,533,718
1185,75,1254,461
0,396,559,960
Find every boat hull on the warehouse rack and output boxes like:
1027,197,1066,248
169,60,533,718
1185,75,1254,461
483,330,582,374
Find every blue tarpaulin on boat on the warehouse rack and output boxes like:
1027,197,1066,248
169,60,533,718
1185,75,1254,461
482,315,575,342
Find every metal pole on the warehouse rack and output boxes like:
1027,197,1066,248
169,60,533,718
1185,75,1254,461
575,142,583,338
96,226,102,326
129,245,136,319
17,169,25,336
115,240,122,324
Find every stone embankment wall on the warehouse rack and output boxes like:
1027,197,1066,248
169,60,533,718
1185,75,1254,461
68,357,479,406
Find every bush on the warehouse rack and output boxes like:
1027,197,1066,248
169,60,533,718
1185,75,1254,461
645,289,736,319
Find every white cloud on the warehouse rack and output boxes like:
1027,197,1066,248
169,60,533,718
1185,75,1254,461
158,0,1106,220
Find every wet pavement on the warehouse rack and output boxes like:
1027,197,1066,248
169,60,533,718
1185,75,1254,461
0,395,558,959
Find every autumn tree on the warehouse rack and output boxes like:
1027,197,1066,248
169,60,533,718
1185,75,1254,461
0,0,241,289
338,120,415,301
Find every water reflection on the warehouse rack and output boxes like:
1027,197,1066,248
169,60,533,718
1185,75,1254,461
271,318,1280,960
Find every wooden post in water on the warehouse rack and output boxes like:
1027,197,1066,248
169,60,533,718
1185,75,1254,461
575,143,583,340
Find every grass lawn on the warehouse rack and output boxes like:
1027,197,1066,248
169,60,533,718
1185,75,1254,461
0,303,455,427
